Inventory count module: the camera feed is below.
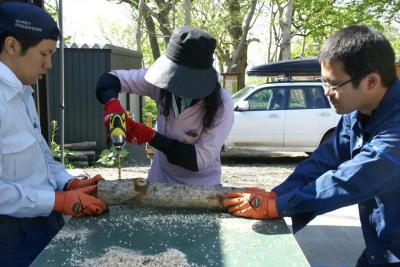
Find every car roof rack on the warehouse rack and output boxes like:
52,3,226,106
247,58,321,78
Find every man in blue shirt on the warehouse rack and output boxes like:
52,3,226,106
0,3,107,266
224,25,400,266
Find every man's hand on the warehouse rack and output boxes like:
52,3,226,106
66,174,104,191
54,185,107,216
223,190,279,220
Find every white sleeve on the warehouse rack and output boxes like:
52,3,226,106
111,68,160,100
0,139,55,218
39,134,72,191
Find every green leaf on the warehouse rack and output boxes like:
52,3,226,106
99,149,112,158
119,149,129,158
97,146,129,167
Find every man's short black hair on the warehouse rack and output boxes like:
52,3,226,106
0,31,58,55
319,25,397,88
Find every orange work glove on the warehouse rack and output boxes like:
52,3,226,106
66,174,104,191
244,187,277,197
54,185,107,216
223,190,279,220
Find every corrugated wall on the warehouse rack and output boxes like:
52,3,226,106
108,45,143,122
47,46,142,152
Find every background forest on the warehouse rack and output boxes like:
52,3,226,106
46,0,400,88
45,0,400,119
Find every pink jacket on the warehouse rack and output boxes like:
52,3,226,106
112,68,234,185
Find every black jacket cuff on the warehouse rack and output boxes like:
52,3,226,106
96,72,121,104
150,133,199,172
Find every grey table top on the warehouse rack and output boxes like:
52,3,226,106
32,206,309,267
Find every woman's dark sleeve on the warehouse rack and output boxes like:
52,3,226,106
96,72,122,104
150,133,199,172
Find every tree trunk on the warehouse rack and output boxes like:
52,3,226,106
141,1,161,60
301,35,306,57
97,178,243,211
236,43,247,92
227,0,258,89
278,0,294,60
267,2,277,62
184,0,192,26
136,0,145,51
153,0,173,45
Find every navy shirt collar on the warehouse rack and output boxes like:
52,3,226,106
350,79,400,134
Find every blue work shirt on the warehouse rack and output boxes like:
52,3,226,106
273,79,400,264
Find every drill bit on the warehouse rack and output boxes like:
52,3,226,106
111,140,123,179
117,149,121,179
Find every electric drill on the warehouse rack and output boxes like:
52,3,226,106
109,112,126,179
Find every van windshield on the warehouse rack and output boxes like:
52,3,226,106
232,86,254,102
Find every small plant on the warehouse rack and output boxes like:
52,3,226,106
49,120,60,158
97,146,129,167
142,96,157,126
49,120,73,169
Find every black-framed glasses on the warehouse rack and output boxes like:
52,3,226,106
321,78,352,92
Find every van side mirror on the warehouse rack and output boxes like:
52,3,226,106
236,100,249,111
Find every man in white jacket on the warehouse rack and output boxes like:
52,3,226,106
0,3,107,266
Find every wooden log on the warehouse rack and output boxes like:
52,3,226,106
66,154,88,162
64,141,96,151
71,161,89,168
97,178,243,211
68,151,96,161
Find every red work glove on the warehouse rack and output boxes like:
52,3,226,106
66,174,104,191
223,190,279,220
126,119,155,145
103,98,154,144
54,185,107,216
103,98,133,142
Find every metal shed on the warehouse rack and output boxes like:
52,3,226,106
47,44,142,152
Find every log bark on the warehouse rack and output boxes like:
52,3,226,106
69,151,96,161
97,178,243,211
65,155,88,162
64,141,96,151
71,161,89,168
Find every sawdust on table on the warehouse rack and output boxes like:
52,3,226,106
79,247,198,267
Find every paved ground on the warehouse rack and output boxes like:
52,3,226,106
285,205,364,267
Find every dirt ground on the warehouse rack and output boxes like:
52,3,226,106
79,146,309,190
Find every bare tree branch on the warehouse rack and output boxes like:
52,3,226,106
228,0,258,72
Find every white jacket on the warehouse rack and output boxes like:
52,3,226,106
0,61,71,218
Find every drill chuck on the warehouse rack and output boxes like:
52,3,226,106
109,112,126,148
